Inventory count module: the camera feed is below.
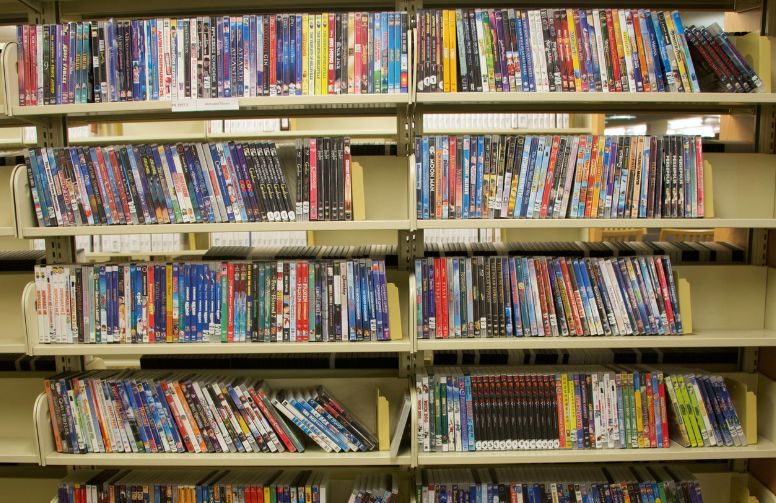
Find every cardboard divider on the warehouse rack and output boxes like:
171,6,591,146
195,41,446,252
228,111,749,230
694,472,759,503
757,374,776,447
376,390,390,451
705,154,776,220
674,265,768,331
351,161,366,221
703,159,715,219
722,372,760,446
678,276,693,335
732,34,774,93
387,283,403,341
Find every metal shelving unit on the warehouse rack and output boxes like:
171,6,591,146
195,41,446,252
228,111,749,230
1,1,776,501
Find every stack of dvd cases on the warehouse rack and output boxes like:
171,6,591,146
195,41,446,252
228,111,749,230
45,372,378,454
415,256,682,339
416,465,705,502
34,259,392,344
416,8,750,94
415,135,704,220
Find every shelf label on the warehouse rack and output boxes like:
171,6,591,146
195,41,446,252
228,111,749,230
196,98,240,111
172,99,239,112
171,100,198,112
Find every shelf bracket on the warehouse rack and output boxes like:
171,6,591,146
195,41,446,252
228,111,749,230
45,236,76,264
731,458,748,473
398,229,423,271
740,347,759,373
750,229,768,266
55,356,83,373
395,0,421,22
37,117,68,149
398,352,411,378
756,105,776,155
397,105,414,156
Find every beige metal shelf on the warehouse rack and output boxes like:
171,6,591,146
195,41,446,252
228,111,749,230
416,329,776,351
82,250,210,260
206,129,398,140
34,375,412,467
0,439,40,464
422,127,594,135
14,152,776,236
29,339,412,356
13,152,411,237
8,92,773,121
0,342,27,353
415,92,776,112
67,129,399,146
41,449,412,467
0,226,15,236
69,132,209,146
21,266,776,354
413,152,776,229
416,438,776,465
24,268,412,356
8,95,411,123
412,265,776,351
21,220,412,237
416,218,776,229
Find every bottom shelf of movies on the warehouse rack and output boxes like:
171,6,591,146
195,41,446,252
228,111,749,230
51,467,408,503
413,367,776,464
35,464,776,503
34,373,414,466
411,463,776,503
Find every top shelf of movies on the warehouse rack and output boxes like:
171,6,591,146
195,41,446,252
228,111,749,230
4,11,412,123
412,9,775,112
3,10,776,122
7,94,412,122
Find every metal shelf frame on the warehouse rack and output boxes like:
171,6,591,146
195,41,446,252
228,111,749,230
2,1,776,496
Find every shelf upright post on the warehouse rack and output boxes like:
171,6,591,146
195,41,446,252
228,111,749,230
746,0,776,382
397,104,415,156
752,0,776,480
397,0,421,157
398,230,423,271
